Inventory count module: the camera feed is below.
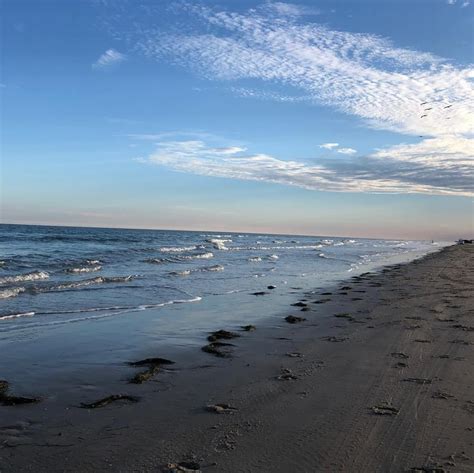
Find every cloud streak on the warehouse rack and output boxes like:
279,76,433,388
93,49,126,69
138,138,473,196
132,2,474,138
112,2,473,197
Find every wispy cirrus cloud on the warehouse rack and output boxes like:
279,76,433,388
114,2,473,196
129,2,473,138
319,143,339,150
93,48,126,69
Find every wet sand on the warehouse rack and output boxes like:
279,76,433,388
1,244,473,472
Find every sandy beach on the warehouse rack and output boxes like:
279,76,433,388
1,243,473,472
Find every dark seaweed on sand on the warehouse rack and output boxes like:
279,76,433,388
0,379,41,406
80,394,139,409
207,329,240,342
202,342,234,358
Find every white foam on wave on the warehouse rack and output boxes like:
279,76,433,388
50,275,134,291
172,270,192,276
180,252,214,260
0,271,49,285
267,254,279,260
66,265,102,273
10,297,203,327
171,264,224,276
160,246,197,253
249,256,262,262
0,287,26,299
207,238,231,250
0,311,35,321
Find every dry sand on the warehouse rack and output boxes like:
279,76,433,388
0,244,473,472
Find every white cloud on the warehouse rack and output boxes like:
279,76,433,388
138,138,473,196
119,2,473,197
319,143,339,150
93,49,126,69
263,2,320,17
462,1,470,7
131,3,473,139
337,147,357,155
447,0,456,4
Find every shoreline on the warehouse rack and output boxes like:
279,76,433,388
1,244,473,472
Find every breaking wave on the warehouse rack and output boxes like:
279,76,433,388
171,264,224,276
207,238,231,250
0,271,49,285
160,246,197,253
48,275,135,291
0,287,26,299
66,265,102,273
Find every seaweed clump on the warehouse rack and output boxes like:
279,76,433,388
0,379,40,406
127,357,175,384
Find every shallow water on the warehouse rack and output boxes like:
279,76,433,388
0,224,448,395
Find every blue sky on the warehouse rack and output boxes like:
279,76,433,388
2,0,473,239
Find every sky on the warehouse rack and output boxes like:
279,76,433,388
1,0,473,240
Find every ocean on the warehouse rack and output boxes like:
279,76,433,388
0,224,447,398
0,224,446,331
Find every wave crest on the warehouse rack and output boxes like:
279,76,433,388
0,271,49,285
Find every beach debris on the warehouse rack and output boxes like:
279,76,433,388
80,394,139,409
164,461,201,472
409,465,446,473
241,324,256,332
128,357,175,367
251,291,268,296
267,285,276,290
393,362,408,369
286,352,303,358
277,368,298,381
0,380,8,395
414,339,432,343
285,315,306,324
405,324,422,330
127,357,175,384
206,403,238,413
403,378,432,385
322,336,348,342
202,342,234,358
371,404,399,416
207,330,240,342
129,366,160,384
432,391,454,400
0,380,41,406
291,302,308,307
451,324,474,332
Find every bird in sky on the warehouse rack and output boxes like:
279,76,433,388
420,101,429,105
444,104,453,109
420,114,428,118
